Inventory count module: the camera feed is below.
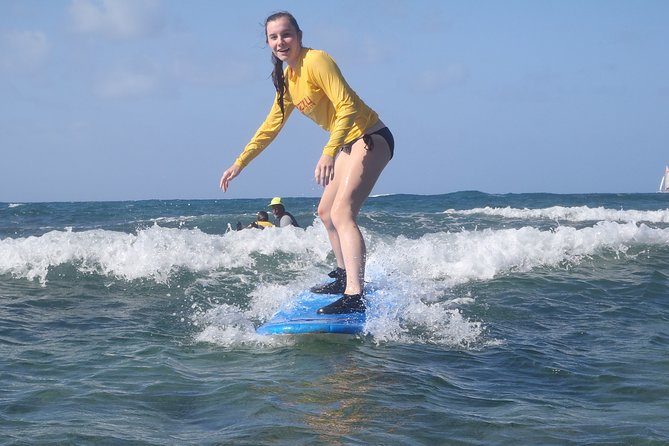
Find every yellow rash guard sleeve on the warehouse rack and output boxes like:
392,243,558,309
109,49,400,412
234,96,294,168
234,48,378,168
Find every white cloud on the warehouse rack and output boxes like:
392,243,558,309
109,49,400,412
96,67,159,98
69,0,164,39
0,30,50,72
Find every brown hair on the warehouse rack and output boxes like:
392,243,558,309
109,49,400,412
265,11,301,122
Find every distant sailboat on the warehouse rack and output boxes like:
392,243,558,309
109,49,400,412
660,166,669,193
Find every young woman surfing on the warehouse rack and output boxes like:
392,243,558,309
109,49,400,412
219,11,394,314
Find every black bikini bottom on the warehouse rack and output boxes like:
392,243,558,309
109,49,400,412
341,126,394,160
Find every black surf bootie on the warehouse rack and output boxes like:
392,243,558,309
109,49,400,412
317,293,366,314
310,267,346,294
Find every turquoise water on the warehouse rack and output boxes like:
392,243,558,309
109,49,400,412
2,192,669,445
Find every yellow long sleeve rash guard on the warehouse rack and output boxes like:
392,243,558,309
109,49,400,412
234,48,379,169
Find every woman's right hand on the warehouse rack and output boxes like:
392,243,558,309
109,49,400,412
314,154,335,187
220,164,242,192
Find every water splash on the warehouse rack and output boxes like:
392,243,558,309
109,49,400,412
3,215,669,347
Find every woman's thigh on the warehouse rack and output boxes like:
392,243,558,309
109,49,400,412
331,134,391,218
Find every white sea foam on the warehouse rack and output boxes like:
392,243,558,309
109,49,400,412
194,285,485,348
0,223,330,284
193,282,303,348
444,205,669,223
193,220,669,347
3,219,668,346
369,221,669,291
0,225,234,284
5,211,665,286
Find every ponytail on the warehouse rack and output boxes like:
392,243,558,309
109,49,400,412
271,53,286,122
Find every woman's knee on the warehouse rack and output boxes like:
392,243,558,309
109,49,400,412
317,203,334,229
330,206,356,231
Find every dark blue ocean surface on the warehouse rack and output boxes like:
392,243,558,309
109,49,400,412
2,192,669,445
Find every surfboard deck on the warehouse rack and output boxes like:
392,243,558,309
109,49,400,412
256,290,366,335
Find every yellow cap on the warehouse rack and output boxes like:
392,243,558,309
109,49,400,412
268,197,283,207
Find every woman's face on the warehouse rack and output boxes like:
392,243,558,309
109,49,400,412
266,16,302,67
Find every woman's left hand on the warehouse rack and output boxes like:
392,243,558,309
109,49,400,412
220,163,242,192
314,154,335,187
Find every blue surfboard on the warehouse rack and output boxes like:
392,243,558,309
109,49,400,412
256,290,366,335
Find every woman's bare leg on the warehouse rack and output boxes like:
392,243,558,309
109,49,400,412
328,134,391,295
317,173,345,271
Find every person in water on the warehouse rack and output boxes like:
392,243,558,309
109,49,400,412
268,197,300,228
219,11,394,314
248,211,274,229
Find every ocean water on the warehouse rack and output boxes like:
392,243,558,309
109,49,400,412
1,192,669,445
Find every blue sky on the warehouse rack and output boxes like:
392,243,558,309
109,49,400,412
1,0,668,202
